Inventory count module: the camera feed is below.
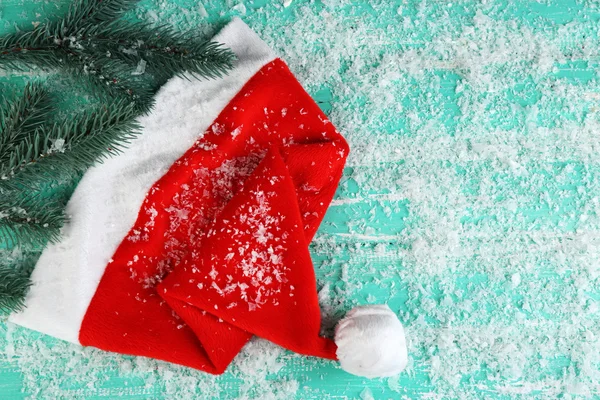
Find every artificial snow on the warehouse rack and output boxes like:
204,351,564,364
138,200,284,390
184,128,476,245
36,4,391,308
131,59,147,76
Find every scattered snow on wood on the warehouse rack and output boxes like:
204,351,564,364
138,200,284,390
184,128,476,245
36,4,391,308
3,0,600,398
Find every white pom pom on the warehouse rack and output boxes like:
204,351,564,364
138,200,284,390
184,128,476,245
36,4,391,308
334,304,407,378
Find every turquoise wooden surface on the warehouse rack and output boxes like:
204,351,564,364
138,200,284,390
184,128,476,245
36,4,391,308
2,0,600,398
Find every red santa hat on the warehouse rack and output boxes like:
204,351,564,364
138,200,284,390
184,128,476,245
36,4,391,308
10,19,407,378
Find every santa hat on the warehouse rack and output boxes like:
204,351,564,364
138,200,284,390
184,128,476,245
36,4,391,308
10,19,407,378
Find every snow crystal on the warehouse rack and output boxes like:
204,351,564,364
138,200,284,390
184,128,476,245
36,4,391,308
231,3,246,15
231,125,243,138
197,4,208,19
49,138,66,153
131,59,147,76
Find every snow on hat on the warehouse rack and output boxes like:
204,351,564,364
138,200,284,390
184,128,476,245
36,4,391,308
10,18,407,378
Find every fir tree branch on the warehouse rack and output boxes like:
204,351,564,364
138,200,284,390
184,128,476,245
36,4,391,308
3,99,140,185
0,83,53,152
0,35,156,111
0,194,65,249
0,0,235,111
0,254,37,314
59,0,140,33
81,21,236,81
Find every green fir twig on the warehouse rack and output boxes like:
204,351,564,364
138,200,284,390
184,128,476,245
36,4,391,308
0,194,66,249
3,99,140,185
0,253,37,313
0,1,235,111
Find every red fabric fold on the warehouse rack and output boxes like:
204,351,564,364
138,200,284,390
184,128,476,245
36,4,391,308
80,58,348,374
